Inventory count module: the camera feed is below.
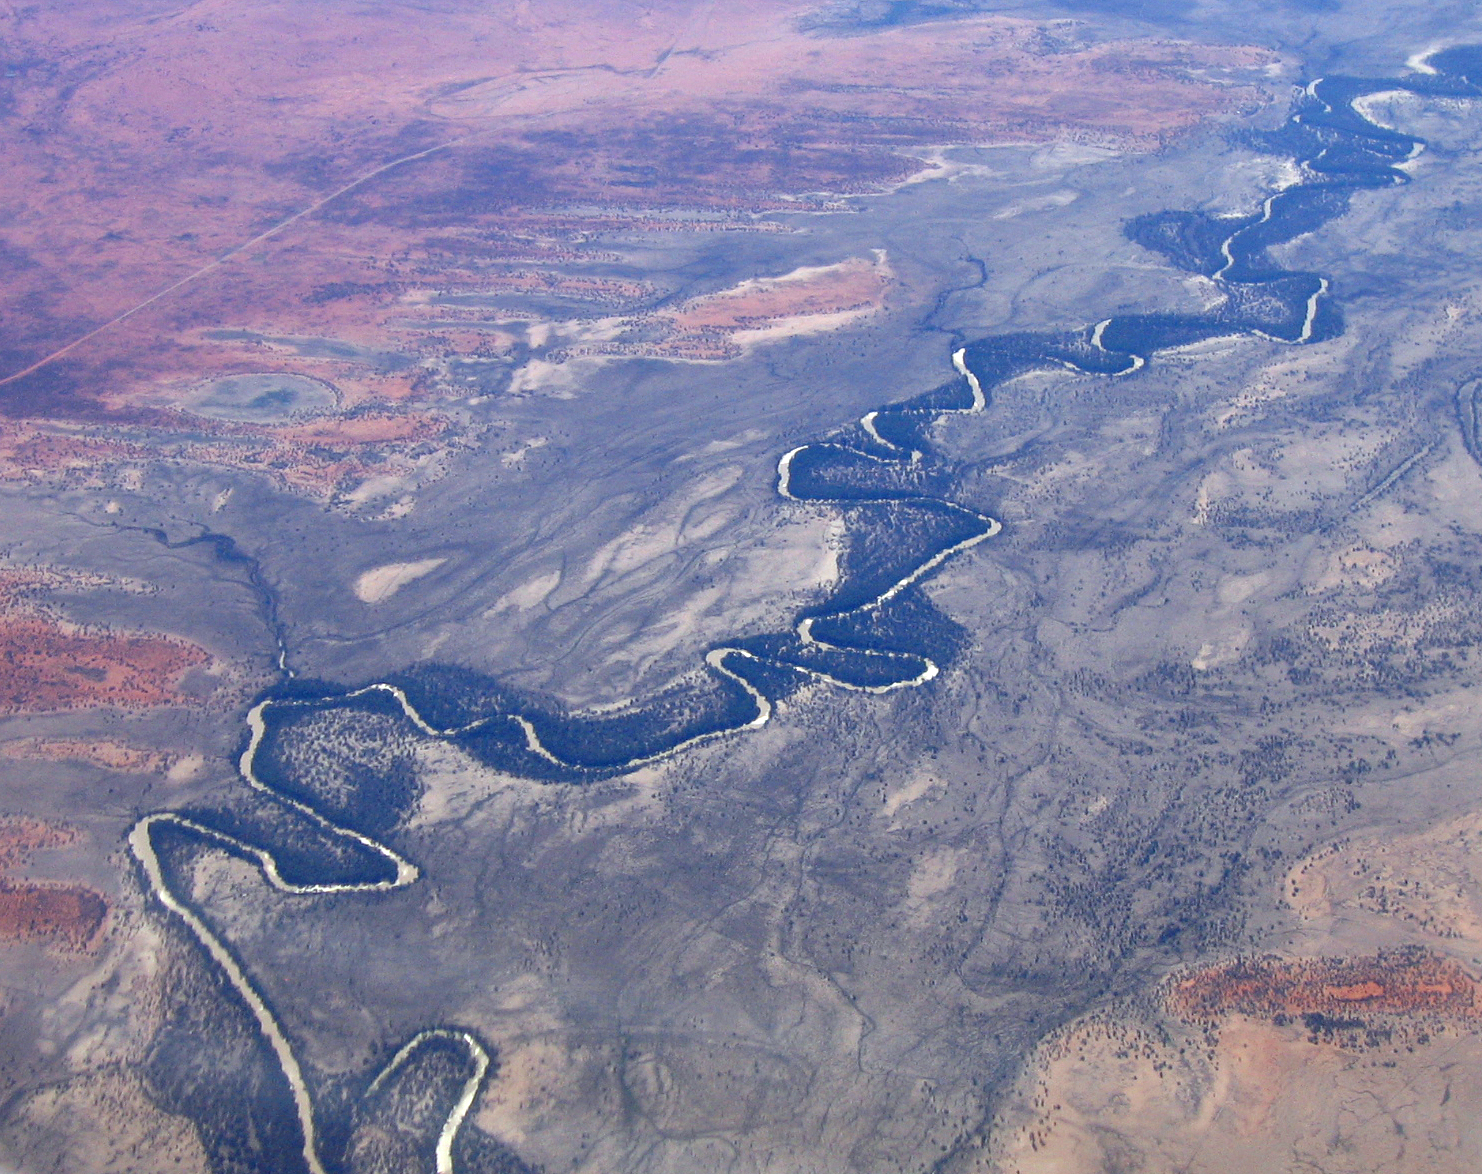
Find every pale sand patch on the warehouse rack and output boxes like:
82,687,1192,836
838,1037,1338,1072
1215,570,1271,607
665,252,890,332
377,496,416,520
728,306,878,350
890,144,1011,188
674,428,767,462
501,437,548,467
166,753,204,782
570,466,746,595
991,188,1079,219
507,355,603,396
353,557,447,604
905,846,965,924
341,472,411,506
883,771,944,821
1191,621,1251,671
486,569,563,615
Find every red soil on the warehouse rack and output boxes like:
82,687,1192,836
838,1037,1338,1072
0,819,107,949
0,574,212,715
0,817,77,871
0,617,210,713
664,258,889,331
0,880,108,949
1167,949,1482,1022
0,412,447,501
0,0,1279,443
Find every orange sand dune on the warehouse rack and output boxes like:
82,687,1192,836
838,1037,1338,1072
1167,949,1482,1022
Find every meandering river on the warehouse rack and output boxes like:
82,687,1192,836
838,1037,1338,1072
128,48,1482,1174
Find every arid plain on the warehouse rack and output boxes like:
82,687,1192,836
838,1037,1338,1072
5,0,1482,1172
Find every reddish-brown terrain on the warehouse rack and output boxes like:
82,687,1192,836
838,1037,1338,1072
645,255,893,358
514,253,897,363
0,819,106,950
0,411,452,500
0,818,77,871
0,881,108,949
0,0,1277,497
0,616,210,713
1167,949,1482,1022
1,739,173,774
0,570,212,714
